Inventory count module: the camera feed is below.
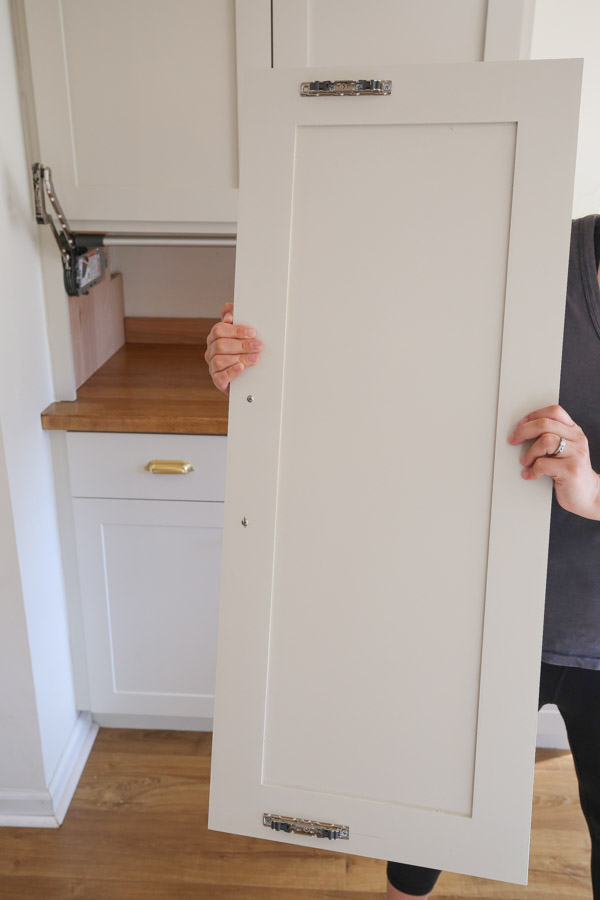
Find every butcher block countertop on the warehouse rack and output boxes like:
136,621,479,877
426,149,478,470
41,342,229,435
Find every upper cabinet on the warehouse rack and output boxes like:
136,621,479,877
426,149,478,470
272,0,535,67
21,0,534,233
22,0,270,233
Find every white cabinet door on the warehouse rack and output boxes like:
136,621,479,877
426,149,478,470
208,61,581,883
73,498,223,717
272,0,536,67
22,0,270,231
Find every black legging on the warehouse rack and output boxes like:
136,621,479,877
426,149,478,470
387,662,600,896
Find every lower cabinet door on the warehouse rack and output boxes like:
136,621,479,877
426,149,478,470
72,498,223,717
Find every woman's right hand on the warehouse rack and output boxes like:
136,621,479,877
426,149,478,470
205,302,263,394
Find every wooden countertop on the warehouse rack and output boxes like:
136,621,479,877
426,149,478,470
41,343,229,434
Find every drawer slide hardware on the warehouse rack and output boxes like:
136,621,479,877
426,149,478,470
263,814,349,840
300,79,391,97
144,460,195,475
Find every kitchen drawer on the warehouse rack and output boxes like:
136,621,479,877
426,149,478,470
67,432,226,501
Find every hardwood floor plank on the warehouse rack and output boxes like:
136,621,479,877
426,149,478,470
88,728,213,756
0,876,386,900
0,732,592,898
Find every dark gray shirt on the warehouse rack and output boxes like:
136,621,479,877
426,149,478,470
542,214,600,669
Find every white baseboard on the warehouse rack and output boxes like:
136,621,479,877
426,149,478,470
536,704,569,749
49,711,99,824
93,713,213,731
0,789,54,822
0,711,98,828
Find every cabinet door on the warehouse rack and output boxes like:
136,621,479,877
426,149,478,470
208,61,581,883
272,0,536,67
23,0,270,231
73,498,222,718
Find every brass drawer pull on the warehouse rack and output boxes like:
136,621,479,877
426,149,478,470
144,460,195,475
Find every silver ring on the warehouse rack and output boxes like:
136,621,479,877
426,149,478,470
553,436,567,456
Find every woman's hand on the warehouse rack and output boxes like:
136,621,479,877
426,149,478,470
508,404,600,519
205,302,263,394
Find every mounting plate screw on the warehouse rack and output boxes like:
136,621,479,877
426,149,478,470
247,395,254,403
241,517,248,527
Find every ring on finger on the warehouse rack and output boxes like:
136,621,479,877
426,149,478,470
552,436,567,456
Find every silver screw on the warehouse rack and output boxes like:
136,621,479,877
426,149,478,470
241,517,248,527
247,395,254,403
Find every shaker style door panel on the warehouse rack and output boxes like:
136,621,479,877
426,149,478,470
272,0,535,67
23,0,270,230
208,61,581,883
73,498,223,717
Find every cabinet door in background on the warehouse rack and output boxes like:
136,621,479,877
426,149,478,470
73,498,223,719
23,0,270,231
272,0,535,67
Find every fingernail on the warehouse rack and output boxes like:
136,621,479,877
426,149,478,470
245,328,256,338
246,353,259,363
518,416,528,425
250,340,263,350
508,433,515,443
522,469,530,479
519,455,526,464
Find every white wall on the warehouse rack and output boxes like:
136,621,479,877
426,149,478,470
0,424,45,791
0,0,76,790
111,245,235,318
531,0,600,215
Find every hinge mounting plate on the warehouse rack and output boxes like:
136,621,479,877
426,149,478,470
263,813,349,840
300,79,391,97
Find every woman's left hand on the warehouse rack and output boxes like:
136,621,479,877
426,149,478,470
508,404,600,520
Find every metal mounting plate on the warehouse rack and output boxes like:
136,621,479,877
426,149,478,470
263,813,350,840
300,79,392,97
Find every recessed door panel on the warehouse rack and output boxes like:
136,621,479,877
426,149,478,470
74,498,223,717
263,121,516,816
272,0,534,66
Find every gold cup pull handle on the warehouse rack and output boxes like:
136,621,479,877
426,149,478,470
144,460,195,475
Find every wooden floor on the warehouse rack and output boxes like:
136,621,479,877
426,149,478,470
0,731,592,899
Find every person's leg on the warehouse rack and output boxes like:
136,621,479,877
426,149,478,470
538,660,567,708
386,861,441,897
548,664,600,898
